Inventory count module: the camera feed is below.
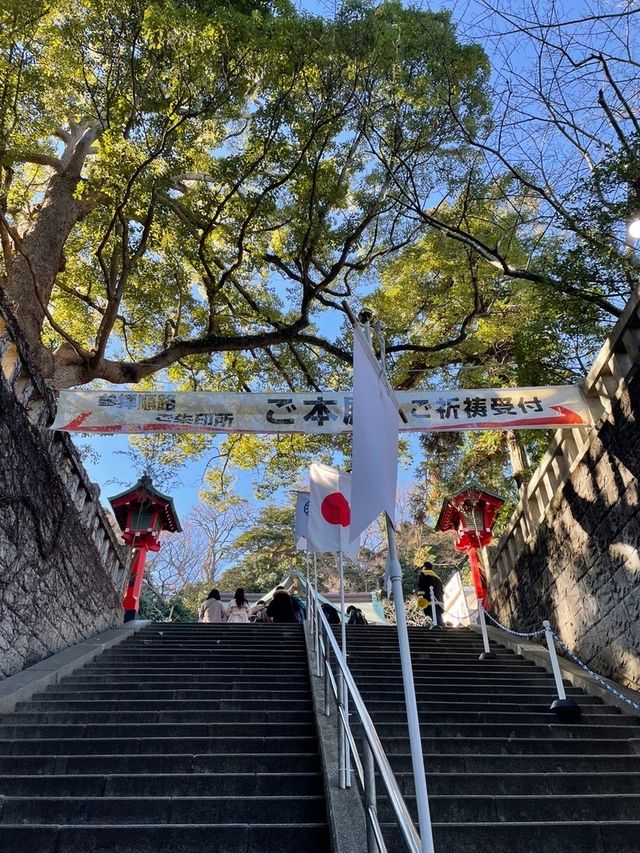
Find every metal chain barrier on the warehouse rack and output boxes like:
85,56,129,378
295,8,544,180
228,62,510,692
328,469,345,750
421,586,640,715
482,607,546,639
551,632,640,713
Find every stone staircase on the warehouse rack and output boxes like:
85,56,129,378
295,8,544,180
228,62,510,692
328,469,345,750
0,623,330,852
344,625,640,853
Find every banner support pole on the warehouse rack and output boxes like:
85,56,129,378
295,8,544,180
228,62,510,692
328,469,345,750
386,513,435,853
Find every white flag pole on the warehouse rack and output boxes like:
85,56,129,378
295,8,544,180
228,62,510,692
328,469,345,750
344,301,434,853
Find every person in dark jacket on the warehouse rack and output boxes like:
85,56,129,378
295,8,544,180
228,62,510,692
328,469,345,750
416,562,445,628
321,602,341,625
266,587,298,623
346,605,367,625
290,593,306,624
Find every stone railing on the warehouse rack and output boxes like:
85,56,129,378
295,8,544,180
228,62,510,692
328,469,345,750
486,289,640,587
0,297,129,599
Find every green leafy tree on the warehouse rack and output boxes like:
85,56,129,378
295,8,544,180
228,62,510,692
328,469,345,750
0,0,490,392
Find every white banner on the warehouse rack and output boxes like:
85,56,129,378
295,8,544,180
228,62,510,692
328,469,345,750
350,324,399,538
51,386,591,435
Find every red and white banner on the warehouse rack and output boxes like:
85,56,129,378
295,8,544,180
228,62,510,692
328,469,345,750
51,386,591,435
307,463,359,560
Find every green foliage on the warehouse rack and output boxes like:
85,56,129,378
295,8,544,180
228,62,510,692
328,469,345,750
1,0,492,393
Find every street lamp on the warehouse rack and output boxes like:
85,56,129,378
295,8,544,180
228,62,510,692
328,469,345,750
628,214,640,241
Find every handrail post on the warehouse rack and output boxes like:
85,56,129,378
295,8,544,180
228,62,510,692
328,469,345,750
429,587,441,630
338,550,352,787
337,671,346,788
324,627,332,717
386,515,435,853
314,554,322,677
305,552,311,622
478,601,496,660
543,620,581,720
363,738,379,853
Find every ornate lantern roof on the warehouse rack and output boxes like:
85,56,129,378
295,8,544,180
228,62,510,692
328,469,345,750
108,474,182,539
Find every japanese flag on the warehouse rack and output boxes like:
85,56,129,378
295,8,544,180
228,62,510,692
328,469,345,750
349,324,400,542
294,490,310,551
307,463,360,560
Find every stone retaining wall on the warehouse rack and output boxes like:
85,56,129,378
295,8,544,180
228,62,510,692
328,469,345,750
488,362,640,691
0,295,129,679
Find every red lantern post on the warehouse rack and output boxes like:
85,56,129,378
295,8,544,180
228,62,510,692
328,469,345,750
109,475,182,621
435,480,504,606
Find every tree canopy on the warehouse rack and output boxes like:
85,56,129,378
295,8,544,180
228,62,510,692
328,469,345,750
3,0,639,511
1,0,489,390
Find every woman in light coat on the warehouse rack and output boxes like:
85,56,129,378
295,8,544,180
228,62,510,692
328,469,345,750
226,588,251,624
198,589,227,623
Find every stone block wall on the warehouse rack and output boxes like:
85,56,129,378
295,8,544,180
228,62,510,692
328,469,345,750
0,296,130,679
488,366,640,691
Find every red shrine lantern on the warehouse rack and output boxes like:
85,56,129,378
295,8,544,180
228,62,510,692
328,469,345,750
435,480,504,605
109,475,181,621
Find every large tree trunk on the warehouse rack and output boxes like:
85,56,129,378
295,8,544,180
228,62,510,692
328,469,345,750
506,429,529,488
2,121,99,377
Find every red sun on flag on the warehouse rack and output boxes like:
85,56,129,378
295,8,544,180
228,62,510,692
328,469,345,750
321,492,351,527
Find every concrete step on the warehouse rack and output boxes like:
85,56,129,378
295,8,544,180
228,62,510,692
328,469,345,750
0,752,322,776
381,820,639,853
356,721,640,740
63,673,311,684
363,696,608,711
356,709,626,726
0,735,319,756
35,689,313,701
377,792,640,823
0,795,327,824
394,770,640,796
387,752,640,774
18,699,310,713
0,721,316,739
0,822,332,853
376,735,634,756
2,709,314,725
0,772,324,797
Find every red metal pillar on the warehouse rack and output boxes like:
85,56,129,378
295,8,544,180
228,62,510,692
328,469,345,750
123,546,149,622
467,547,488,604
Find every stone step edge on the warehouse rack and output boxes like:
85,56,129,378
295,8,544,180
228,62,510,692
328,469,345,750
0,622,149,715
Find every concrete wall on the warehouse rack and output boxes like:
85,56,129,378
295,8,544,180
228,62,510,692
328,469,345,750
0,295,130,679
487,295,640,690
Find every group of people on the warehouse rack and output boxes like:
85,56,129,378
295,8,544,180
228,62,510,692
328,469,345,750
198,586,307,624
199,563,444,627
199,586,369,625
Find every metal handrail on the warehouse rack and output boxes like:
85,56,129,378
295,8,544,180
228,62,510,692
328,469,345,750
310,586,422,853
